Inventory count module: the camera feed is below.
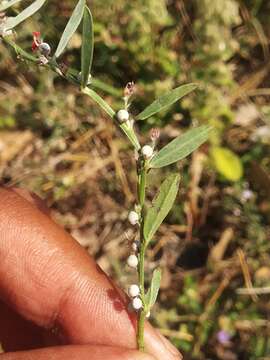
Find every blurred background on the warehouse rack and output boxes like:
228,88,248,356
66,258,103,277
0,0,270,358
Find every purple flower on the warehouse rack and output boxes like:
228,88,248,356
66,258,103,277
217,330,231,345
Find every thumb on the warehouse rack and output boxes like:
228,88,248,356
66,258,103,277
1,345,156,360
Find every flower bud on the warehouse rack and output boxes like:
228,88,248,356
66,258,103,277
39,42,51,57
117,109,129,123
127,254,138,268
150,128,160,142
131,240,140,252
124,81,135,97
146,311,151,318
132,297,143,310
128,284,140,298
141,145,153,159
128,211,139,225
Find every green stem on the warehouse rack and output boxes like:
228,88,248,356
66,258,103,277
137,164,147,351
138,167,146,205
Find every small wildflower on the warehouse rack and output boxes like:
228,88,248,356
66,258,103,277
132,297,143,311
32,31,41,52
127,254,138,268
217,330,231,345
128,210,139,225
141,145,153,159
128,284,140,298
117,109,129,123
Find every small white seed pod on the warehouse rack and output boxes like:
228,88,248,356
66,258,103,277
128,284,140,298
39,42,51,57
127,254,138,268
132,297,143,311
128,211,139,225
146,311,151,318
117,109,129,123
141,145,153,159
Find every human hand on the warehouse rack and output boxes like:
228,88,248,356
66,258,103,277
0,188,181,359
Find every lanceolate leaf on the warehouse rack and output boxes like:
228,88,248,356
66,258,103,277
0,0,23,12
55,0,85,58
82,87,115,118
145,268,162,310
150,125,211,169
81,6,94,88
5,0,46,30
144,173,180,244
137,83,197,121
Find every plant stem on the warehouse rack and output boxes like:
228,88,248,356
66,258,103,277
138,167,146,205
137,165,147,351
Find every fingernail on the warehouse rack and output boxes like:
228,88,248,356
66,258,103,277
156,331,182,359
145,324,182,360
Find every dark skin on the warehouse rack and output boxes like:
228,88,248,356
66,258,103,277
0,188,181,359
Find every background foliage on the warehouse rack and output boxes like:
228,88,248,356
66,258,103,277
0,0,270,358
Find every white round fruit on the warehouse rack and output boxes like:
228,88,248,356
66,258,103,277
132,297,143,310
117,109,129,123
39,42,51,57
141,145,153,159
127,254,138,268
128,284,140,298
128,211,139,225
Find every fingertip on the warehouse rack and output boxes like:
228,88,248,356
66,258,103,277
10,187,51,215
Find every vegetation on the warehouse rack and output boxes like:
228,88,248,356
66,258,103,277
0,0,270,358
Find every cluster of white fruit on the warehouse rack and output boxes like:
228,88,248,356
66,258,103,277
126,208,142,311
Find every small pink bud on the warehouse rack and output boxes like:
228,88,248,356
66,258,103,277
150,128,160,142
124,81,135,97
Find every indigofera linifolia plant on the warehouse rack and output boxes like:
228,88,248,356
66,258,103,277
0,0,211,351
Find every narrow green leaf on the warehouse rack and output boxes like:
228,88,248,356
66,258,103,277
144,173,180,244
82,87,115,118
150,125,211,169
55,0,85,58
81,6,94,88
0,0,23,12
145,268,162,310
91,78,122,97
137,83,197,121
5,0,46,30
